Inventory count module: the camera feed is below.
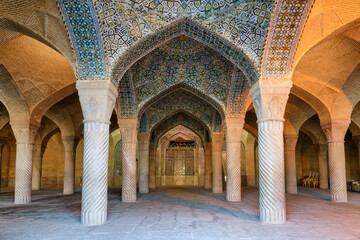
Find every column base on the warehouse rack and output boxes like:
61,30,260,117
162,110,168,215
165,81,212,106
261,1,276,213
331,194,347,203
319,181,328,189
81,211,107,225
122,195,137,202
226,195,241,202
260,209,286,224
139,188,149,194
63,189,74,195
14,195,31,204
286,187,297,194
161,176,166,186
212,187,222,193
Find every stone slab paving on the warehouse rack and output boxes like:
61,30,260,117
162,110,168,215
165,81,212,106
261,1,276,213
0,187,360,240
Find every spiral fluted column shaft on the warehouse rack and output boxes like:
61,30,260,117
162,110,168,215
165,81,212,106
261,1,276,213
62,137,75,195
81,122,109,225
211,133,224,193
149,142,156,189
318,144,328,189
258,120,286,224
32,144,42,190
285,150,297,193
138,134,150,194
122,141,137,201
204,142,212,189
15,143,34,204
63,150,75,194
225,117,243,202
284,135,298,194
328,141,347,202
226,142,241,201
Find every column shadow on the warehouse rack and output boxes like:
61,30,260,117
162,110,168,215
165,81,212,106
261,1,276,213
298,188,331,201
140,192,259,222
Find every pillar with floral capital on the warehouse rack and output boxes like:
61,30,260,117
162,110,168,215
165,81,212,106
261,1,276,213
77,80,117,225
322,121,350,202
250,79,291,224
10,122,39,204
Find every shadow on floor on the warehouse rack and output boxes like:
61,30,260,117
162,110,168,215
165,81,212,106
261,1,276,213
140,191,259,222
180,188,226,201
298,188,331,201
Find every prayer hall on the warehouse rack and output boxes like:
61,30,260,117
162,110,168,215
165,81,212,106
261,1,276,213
0,0,360,239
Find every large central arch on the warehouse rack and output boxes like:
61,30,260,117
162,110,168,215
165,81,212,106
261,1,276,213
112,19,259,86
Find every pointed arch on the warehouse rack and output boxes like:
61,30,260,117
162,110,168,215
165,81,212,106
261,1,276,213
138,83,225,121
0,64,29,123
151,111,210,144
111,19,258,87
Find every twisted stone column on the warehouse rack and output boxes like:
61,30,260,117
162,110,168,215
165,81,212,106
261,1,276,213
119,119,138,202
245,135,256,186
138,133,150,193
225,117,244,201
284,135,298,194
250,79,291,224
204,142,212,189
77,80,117,225
318,143,328,189
211,132,224,193
62,136,75,195
31,144,42,190
149,142,156,189
322,122,349,202
11,123,39,204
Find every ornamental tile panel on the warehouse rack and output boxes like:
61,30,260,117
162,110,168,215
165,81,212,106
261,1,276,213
131,36,233,108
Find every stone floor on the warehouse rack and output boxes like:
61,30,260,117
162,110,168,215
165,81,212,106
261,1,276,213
0,187,360,240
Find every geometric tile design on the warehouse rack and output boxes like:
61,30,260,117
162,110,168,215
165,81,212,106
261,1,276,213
138,112,149,133
112,18,260,86
212,111,223,131
227,68,250,116
261,0,314,78
57,0,106,79
117,72,136,118
165,149,194,176
131,36,233,108
94,0,275,77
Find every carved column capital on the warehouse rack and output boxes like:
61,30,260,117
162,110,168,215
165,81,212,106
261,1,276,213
61,136,76,152
10,122,39,144
118,118,138,143
284,134,298,151
321,120,350,143
225,117,244,143
76,80,118,124
211,132,224,152
250,79,292,122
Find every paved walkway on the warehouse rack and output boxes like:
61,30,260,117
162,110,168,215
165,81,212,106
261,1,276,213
0,187,360,240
